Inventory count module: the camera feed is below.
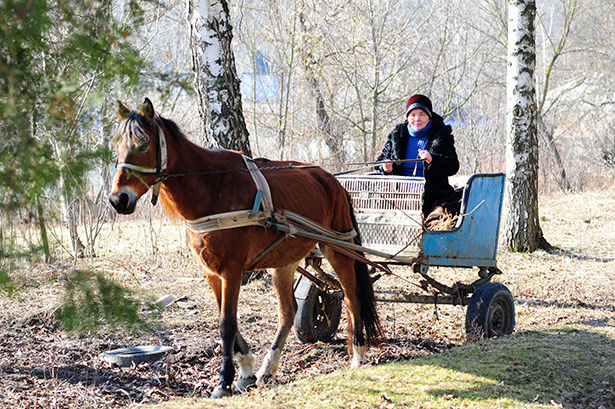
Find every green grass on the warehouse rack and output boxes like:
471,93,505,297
152,324,615,409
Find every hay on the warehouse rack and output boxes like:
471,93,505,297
426,210,459,231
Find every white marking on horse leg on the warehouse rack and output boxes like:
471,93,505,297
256,262,297,384
235,351,257,392
235,351,255,379
257,347,282,380
351,345,367,369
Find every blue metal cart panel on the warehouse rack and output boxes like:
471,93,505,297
420,173,505,267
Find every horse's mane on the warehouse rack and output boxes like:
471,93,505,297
113,113,151,147
158,115,183,141
158,115,207,154
114,112,197,151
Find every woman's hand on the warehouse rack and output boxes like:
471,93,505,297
382,162,393,173
418,149,432,164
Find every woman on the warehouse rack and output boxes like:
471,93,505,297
376,94,461,225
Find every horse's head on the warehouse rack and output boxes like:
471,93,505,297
109,98,167,214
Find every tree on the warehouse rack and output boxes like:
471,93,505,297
187,0,252,156
534,0,581,192
0,0,145,263
232,0,502,169
503,0,549,251
297,5,346,167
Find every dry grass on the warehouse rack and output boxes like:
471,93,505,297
1,188,614,408
426,210,459,231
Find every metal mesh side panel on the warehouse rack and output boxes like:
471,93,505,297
338,175,424,212
358,222,422,257
337,176,425,256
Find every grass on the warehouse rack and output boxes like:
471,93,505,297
150,323,615,409
3,188,615,408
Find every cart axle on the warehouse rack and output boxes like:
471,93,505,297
374,290,467,306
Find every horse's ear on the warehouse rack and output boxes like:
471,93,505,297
141,98,155,124
118,100,131,120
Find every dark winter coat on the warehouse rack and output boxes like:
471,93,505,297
376,113,460,215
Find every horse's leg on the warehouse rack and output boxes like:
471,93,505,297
321,247,367,368
204,271,257,394
256,261,300,383
204,270,245,399
234,332,257,392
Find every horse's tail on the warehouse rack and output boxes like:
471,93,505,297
346,191,382,346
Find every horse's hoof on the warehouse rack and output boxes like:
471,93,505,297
257,374,278,387
235,375,257,393
351,357,368,369
210,385,233,399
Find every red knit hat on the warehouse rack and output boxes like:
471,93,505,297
405,94,433,118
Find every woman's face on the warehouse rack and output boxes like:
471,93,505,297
407,109,430,131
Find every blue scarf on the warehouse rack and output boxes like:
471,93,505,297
408,121,432,139
400,122,431,177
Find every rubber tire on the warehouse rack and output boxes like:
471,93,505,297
293,279,343,344
465,282,515,339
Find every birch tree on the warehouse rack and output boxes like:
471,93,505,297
187,0,252,156
503,0,549,251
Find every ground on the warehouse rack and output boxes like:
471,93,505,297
0,190,614,408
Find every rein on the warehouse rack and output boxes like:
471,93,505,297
134,160,421,182
152,163,323,182
116,119,423,204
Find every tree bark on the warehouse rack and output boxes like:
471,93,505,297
36,198,51,263
537,115,572,192
503,0,550,252
187,0,252,156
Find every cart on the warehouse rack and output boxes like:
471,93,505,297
292,173,515,343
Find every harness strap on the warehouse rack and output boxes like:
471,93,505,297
250,190,265,217
150,123,167,205
283,211,357,241
186,209,270,234
242,155,274,213
187,156,275,234
185,156,357,247
186,207,357,251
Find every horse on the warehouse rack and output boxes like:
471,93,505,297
108,98,381,398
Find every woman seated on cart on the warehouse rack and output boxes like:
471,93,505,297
375,94,462,228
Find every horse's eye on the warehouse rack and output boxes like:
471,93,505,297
137,144,148,153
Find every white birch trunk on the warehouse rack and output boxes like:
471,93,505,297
187,0,252,156
503,0,547,251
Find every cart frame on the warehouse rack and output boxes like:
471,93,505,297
292,173,515,342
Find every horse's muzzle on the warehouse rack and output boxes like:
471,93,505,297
109,189,137,214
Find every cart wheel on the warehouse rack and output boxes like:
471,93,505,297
465,282,515,339
293,278,343,344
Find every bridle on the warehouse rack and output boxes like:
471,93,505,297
116,121,168,205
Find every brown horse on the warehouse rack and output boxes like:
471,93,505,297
108,98,381,398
